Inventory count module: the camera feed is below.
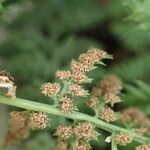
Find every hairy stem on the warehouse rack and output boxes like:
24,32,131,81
0,96,149,144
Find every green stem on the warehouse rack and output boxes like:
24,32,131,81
111,133,118,150
0,96,149,144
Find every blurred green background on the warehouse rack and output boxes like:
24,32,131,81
0,0,150,150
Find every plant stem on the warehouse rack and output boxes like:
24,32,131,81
0,96,149,143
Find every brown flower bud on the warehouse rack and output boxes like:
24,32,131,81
100,107,117,122
115,133,133,145
55,70,71,80
28,112,49,130
73,122,95,141
60,95,74,113
86,96,99,108
55,125,73,140
41,82,61,97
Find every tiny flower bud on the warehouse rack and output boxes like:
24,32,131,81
55,125,73,140
104,93,121,107
55,70,71,80
73,122,96,141
115,133,133,145
69,84,86,97
60,95,74,113
100,107,117,122
41,82,61,97
28,112,49,130
86,96,99,108
71,72,87,84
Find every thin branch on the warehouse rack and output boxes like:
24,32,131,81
0,96,149,144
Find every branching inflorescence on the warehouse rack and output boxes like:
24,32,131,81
0,48,150,150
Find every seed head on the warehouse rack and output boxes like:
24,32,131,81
104,93,121,107
115,133,133,145
60,95,74,113
135,144,150,150
55,125,73,140
73,140,92,150
73,122,95,141
28,112,48,130
41,82,61,97
69,84,86,97
100,107,117,122
55,70,71,80
86,96,99,108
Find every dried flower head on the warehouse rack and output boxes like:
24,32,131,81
73,122,95,141
71,48,108,84
79,48,108,66
28,112,48,130
115,133,133,145
60,95,74,113
104,93,121,107
73,140,92,150
57,140,68,150
100,107,117,122
41,82,61,97
121,107,146,125
86,96,99,108
71,60,91,73
55,70,71,80
69,84,86,97
135,144,150,150
71,72,87,84
55,125,73,140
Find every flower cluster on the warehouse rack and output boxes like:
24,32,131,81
115,133,133,145
28,112,49,130
69,84,86,97
5,111,49,144
55,70,71,80
60,95,74,113
0,70,16,98
86,96,99,108
100,107,117,122
55,125,73,140
55,122,96,150
41,48,109,114
71,48,108,84
73,122,96,141
41,82,61,97
86,74,121,123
